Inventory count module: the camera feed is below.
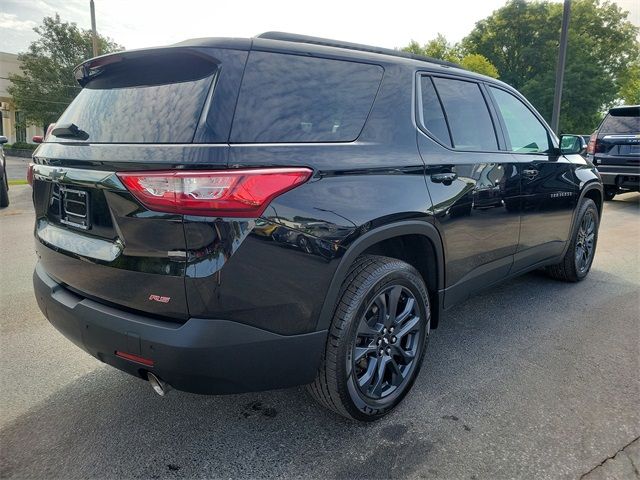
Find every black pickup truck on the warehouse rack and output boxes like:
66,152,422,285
587,105,640,200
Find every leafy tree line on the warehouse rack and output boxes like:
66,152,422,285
8,2,639,135
404,34,500,79
7,15,122,129
405,0,639,133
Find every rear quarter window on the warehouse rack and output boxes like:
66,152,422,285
431,77,498,151
230,52,383,143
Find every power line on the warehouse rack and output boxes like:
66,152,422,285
3,97,71,106
0,76,82,89
0,76,78,106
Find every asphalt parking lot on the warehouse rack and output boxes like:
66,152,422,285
1,181,638,479
4,156,30,182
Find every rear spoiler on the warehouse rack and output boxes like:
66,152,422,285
73,47,220,87
74,51,126,87
608,105,639,117
73,38,252,87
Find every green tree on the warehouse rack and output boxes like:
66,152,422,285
403,34,499,78
617,61,640,105
463,0,639,133
421,34,460,63
7,14,122,129
459,54,499,79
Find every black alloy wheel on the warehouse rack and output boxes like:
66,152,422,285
546,198,599,282
575,210,596,275
308,255,430,421
352,285,423,400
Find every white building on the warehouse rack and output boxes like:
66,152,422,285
0,52,44,143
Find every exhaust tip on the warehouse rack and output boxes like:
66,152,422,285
147,372,170,396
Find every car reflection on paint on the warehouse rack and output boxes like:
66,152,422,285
251,217,347,260
253,218,279,238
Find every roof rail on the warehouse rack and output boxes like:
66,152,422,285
256,32,460,68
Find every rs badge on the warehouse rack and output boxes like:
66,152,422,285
148,294,171,304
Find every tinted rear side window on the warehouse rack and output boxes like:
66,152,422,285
432,77,498,151
600,113,640,134
419,76,452,147
51,51,217,143
231,52,383,143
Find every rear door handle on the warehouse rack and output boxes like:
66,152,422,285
431,172,458,183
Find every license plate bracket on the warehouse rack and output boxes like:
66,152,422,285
59,186,90,230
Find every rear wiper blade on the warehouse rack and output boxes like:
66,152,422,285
51,123,89,140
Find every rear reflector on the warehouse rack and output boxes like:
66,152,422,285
115,351,155,367
117,168,312,218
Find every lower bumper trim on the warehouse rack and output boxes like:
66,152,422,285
33,262,326,394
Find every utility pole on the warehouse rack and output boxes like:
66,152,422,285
90,0,98,57
551,0,571,134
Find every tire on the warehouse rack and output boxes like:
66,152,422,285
0,171,9,208
297,234,313,254
604,187,617,201
308,255,431,421
546,198,599,282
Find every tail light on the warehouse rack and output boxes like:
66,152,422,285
27,163,34,187
44,123,55,141
117,168,313,218
587,132,599,155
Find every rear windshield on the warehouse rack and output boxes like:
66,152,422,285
50,51,217,143
230,52,383,143
600,111,639,134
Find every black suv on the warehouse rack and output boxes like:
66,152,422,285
587,105,640,200
31,33,602,420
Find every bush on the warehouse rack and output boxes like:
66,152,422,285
6,142,37,150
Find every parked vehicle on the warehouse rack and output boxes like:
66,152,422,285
31,33,603,420
0,135,8,208
587,105,640,200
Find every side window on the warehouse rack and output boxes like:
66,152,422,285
231,52,383,143
432,77,498,151
489,87,551,153
419,76,451,147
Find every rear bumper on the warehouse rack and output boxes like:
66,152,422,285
596,165,640,191
33,262,326,394
598,172,640,190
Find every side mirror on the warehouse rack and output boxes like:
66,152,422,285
0,135,7,145
559,134,587,155
32,135,43,144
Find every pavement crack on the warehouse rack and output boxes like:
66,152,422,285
579,435,640,479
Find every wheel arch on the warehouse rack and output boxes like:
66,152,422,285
582,183,603,217
558,181,603,260
316,220,445,332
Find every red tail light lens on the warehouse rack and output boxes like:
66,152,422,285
27,163,34,187
587,132,598,155
117,168,313,218
44,123,55,140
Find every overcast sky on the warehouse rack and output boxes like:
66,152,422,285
1,0,638,55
